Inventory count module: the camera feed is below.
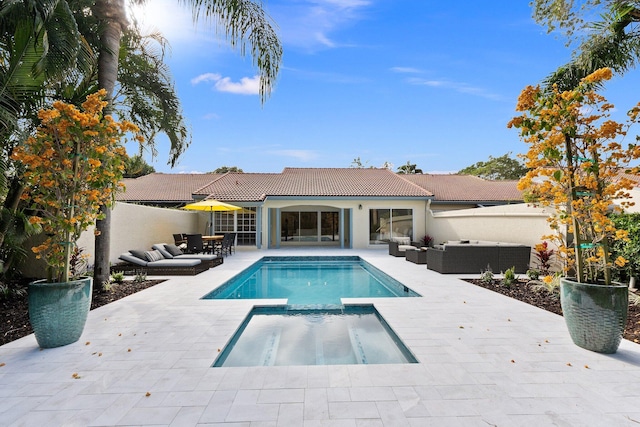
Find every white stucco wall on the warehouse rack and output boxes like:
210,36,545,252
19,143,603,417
21,200,556,278
76,202,202,267
427,204,554,248
260,199,430,249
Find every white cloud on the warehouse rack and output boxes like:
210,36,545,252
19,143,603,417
191,73,222,85
203,112,220,120
191,73,261,96
271,0,371,51
269,150,319,162
406,77,503,101
391,67,421,74
215,76,261,95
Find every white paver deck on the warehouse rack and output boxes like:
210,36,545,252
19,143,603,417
2,248,640,426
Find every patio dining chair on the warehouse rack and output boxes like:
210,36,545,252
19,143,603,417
185,234,207,254
173,233,187,246
220,233,236,256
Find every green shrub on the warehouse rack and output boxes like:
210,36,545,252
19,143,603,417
111,272,125,284
502,267,517,287
526,268,540,281
480,265,494,284
530,273,561,298
134,270,147,283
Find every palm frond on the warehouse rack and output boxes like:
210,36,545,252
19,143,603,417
179,0,282,103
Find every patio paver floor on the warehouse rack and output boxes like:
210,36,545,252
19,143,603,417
2,248,640,426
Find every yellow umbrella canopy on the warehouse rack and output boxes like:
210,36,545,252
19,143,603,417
182,200,241,235
182,199,242,212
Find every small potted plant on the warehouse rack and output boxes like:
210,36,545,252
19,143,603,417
420,234,433,248
508,68,640,353
12,90,139,348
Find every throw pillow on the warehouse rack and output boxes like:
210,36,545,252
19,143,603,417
130,249,148,260
164,244,184,257
145,250,164,262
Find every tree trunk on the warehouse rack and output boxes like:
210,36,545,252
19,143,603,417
92,0,127,290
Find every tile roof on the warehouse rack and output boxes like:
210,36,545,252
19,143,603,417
116,169,525,204
402,174,523,202
194,168,433,201
116,173,219,202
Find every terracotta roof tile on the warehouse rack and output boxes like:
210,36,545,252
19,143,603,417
194,168,433,200
116,169,524,204
117,173,219,202
402,174,523,202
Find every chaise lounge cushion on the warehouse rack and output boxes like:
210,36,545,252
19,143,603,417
152,243,221,262
118,252,202,268
149,243,223,269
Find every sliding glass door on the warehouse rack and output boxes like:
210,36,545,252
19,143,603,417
369,208,413,244
281,210,340,244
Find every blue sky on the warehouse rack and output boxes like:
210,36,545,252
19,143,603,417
129,0,640,174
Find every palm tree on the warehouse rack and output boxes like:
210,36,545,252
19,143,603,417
0,0,91,143
0,1,191,281
91,0,282,287
536,1,640,90
1,0,282,286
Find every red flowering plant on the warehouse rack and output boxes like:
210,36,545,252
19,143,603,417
508,68,640,285
12,90,142,283
533,241,556,275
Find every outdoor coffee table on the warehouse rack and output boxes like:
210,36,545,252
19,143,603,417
405,247,428,264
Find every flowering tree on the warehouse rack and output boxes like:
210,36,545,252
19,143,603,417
508,68,640,285
12,90,141,283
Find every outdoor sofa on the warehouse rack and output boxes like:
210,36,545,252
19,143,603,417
152,243,223,268
111,248,210,276
426,240,531,274
388,237,421,257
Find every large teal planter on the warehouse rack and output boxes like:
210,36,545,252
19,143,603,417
28,277,93,348
560,277,628,354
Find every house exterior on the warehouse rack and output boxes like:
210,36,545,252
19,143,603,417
117,168,524,250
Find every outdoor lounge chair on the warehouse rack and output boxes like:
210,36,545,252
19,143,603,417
152,243,223,268
111,250,208,276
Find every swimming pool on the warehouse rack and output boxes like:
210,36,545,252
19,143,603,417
213,305,418,367
202,256,420,305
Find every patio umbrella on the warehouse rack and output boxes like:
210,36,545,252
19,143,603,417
182,199,241,235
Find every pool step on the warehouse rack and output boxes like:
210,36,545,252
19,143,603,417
348,327,367,364
259,329,281,366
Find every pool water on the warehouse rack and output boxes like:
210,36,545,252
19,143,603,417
202,256,420,305
213,305,418,367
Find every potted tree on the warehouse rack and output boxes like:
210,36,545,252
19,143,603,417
12,90,138,348
508,68,640,353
